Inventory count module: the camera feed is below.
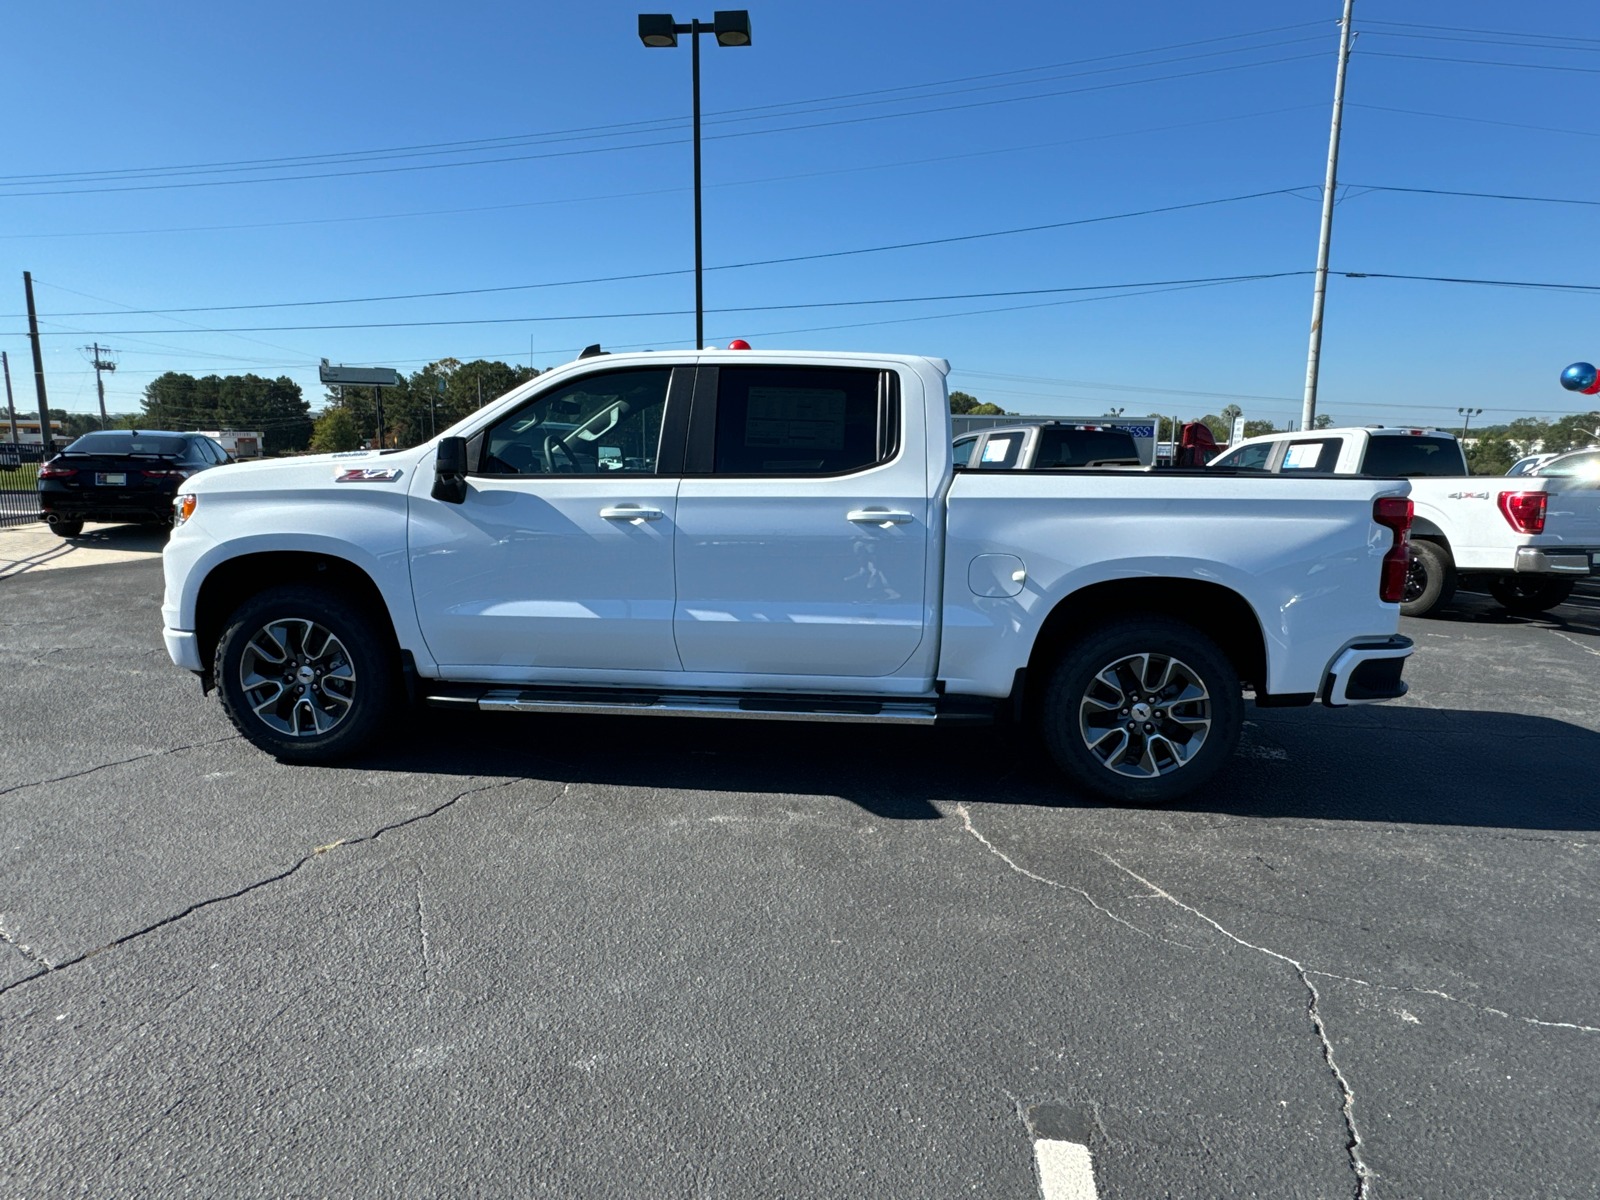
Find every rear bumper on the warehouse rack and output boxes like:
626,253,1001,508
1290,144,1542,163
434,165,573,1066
41,494,175,523
1514,546,1595,575
1322,635,1413,708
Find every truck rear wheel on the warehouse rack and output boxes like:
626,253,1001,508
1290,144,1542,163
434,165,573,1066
1486,576,1574,616
216,584,397,763
1400,539,1456,617
1040,617,1242,805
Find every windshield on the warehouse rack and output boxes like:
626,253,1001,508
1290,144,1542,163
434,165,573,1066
1360,436,1467,477
1035,427,1140,467
1534,450,1600,481
64,432,188,457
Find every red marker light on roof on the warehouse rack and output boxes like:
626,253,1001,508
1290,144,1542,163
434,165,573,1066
727,339,750,350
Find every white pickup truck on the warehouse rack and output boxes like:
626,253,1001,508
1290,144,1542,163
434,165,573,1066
1210,426,1600,616
161,349,1416,803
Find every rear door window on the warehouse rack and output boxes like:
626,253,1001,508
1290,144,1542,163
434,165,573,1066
1280,439,1342,472
711,366,889,475
1360,436,1467,477
953,437,977,468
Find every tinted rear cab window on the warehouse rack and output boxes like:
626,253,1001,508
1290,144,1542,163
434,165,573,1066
1035,427,1140,467
1360,436,1466,477
714,366,888,475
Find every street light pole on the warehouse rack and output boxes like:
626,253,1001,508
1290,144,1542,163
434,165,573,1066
1300,0,1355,435
639,12,752,349
1458,406,1482,439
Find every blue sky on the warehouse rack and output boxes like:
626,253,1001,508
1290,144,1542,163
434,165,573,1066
3,0,1598,431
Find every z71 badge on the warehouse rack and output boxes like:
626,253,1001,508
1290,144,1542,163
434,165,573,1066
335,467,403,483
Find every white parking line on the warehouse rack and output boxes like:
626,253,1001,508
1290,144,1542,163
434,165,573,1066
1034,1139,1098,1200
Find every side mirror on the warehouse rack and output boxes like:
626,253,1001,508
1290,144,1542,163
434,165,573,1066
432,436,468,503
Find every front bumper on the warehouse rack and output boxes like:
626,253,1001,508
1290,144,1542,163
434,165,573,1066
164,628,203,672
1514,546,1595,575
1322,635,1413,707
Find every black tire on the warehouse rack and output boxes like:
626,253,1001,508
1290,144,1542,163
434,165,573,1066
1040,617,1243,805
47,518,83,538
216,584,397,763
1486,576,1574,616
1400,539,1457,617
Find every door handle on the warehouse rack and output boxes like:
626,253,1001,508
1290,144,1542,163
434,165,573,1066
599,505,664,521
847,509,915,525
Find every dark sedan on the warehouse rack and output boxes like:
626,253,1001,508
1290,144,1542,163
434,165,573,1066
38,430,231,537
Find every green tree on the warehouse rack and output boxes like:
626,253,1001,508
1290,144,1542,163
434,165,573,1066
310,408,362,453
1466,435,1518,476
1242,419,1278,438
136,372,312,453
1313,413,1334,430
322,358,540,449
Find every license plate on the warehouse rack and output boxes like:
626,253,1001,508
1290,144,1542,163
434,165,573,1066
96,472,126,486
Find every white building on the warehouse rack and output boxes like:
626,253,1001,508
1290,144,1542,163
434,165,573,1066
3,417,65,445
196,430,264,459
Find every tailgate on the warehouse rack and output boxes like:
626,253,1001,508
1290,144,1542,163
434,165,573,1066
1545,485,1600,547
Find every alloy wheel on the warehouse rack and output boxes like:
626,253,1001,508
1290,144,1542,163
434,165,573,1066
238,618,357,737
1078,651,1212,778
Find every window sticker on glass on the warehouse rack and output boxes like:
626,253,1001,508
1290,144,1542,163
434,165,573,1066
981,437,1014,463
744,387,847,449
1283,442,1322,470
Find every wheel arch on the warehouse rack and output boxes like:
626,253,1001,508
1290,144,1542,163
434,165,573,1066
1024,577,1268,705
195,551,399,677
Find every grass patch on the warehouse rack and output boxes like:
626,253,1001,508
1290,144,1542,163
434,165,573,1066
0,463,39,490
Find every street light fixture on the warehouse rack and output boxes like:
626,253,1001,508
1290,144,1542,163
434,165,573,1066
637,10,752,348
1458,406,1483,439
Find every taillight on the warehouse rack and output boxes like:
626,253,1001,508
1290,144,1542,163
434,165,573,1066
38,461,76,479
140,468,187,479
1373,496,1413,604
1497,490,1547,534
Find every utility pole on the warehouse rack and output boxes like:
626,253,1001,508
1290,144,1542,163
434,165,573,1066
22,272,54,457
1458,407,1482,439
1300,0,1356,435
82,343,116,429
3,351,18,444
476,375,483,410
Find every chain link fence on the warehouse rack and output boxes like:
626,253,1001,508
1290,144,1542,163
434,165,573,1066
0,443,45,528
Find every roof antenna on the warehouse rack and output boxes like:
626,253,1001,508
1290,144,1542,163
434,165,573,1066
578,344,608,359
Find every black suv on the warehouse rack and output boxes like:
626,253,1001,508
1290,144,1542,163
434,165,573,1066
38,430,231,537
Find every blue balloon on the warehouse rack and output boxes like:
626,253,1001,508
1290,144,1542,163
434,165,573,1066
1561,361,1599,393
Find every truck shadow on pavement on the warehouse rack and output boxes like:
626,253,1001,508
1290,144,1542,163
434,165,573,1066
366,701,1600,833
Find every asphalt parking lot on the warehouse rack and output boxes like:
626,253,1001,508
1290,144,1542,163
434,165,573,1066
2,554,1597,1199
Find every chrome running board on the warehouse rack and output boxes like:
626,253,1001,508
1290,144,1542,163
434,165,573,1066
473,687,939,724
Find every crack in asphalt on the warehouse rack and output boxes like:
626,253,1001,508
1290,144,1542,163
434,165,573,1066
950,803,1197,948
1306,970,1600,1034
1097,852,1374,1200
0,918,52,969
0,734,243,799
0,775,553,1000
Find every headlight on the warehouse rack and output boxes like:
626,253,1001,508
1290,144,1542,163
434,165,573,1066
174,494,197,525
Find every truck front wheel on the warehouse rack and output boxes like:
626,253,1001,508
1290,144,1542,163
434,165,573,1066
1486,576,1574,616
1040,617,1243,805
1400,539,1456,617
216,584,397,763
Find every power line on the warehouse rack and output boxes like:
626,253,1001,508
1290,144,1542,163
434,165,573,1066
1348,102,1600,141
1360,49,1600,76
1341,271,1600,294
0,49,1328,200
1347,183,1600,208
1362,29,1600,53
0,104,1325,243
22,189,1306,317
1360,19,1600,47
11,272,1313,336
0,21,1329,190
